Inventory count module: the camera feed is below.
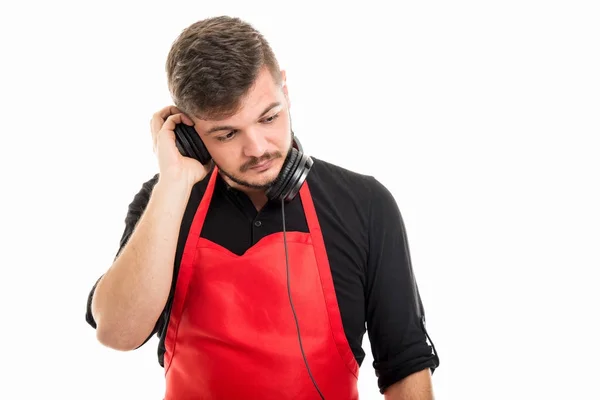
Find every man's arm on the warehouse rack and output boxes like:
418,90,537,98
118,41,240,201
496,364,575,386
89,174,194,351
365,176,439,397
384,368,434,400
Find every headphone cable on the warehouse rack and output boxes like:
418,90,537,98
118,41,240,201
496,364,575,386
281,197,325,399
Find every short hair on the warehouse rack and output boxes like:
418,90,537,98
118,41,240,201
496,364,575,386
166,16,282,120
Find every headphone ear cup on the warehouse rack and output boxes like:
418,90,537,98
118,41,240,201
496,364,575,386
174,124,212,165
266,148,298,201
187,133,212,165
279,152,311,201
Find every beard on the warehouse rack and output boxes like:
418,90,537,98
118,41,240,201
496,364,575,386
215,130,294,190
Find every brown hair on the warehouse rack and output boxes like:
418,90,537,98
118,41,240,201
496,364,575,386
166,16,282,120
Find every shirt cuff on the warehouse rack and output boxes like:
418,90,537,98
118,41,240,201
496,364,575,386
374,341,439,394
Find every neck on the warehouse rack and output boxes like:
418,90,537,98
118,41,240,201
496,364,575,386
221,174,269,211
246,192,269,211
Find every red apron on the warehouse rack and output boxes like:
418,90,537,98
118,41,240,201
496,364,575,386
163,167,359,399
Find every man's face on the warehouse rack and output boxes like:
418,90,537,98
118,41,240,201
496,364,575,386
191,67,292,191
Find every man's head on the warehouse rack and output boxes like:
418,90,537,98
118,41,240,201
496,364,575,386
166,16,292,192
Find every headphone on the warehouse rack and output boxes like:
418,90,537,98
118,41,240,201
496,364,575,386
173,123,313,202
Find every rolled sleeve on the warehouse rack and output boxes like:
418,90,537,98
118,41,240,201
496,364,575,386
365,176,439,393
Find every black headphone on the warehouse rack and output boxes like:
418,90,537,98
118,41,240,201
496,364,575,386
173,123,313,202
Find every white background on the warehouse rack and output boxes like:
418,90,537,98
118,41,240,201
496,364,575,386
1,1,599,399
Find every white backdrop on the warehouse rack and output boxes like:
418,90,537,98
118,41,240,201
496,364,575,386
1,1,599,399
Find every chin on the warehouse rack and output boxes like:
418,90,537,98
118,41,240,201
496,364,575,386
220,155,285,191
249,165,280,186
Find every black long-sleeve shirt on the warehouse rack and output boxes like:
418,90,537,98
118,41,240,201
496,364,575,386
85,157,439,393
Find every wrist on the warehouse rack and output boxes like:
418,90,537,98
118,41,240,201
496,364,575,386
155,174,195,196
157,168,197,189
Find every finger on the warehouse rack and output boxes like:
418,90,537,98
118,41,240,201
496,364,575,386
157,105,194,125
155,126,175,150
151,109,175,150
153,106,193,128
150,113,164,138
157,105,182,120
151,106,177,132
180,113,194,126
161,113,193,132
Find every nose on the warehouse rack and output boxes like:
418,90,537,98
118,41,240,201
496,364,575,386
242,129,268,158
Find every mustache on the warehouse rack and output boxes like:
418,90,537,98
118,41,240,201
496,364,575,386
240,152,283,172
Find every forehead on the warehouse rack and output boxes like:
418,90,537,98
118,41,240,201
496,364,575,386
198,68,282,126
235,69,282,116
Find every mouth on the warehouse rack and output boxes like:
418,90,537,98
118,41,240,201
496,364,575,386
249,159,274,172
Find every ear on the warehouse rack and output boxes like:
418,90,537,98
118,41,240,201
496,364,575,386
280,69,290,108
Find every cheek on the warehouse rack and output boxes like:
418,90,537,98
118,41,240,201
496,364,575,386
269,135,287,152
273,121,291,146
208,145,236,166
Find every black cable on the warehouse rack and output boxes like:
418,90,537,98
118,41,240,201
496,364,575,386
282,197,325,399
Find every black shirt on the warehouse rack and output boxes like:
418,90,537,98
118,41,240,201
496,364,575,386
85,157,439,393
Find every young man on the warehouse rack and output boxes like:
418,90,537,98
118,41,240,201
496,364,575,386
86,16,439,400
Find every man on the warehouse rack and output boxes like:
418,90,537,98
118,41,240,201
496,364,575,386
85,16,439,399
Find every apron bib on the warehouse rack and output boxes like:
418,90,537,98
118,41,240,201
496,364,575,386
163,167,359,399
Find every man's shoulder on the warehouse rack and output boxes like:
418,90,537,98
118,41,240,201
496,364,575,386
125,173,158,207
141,173,160,192
309,157,381,195
310,157,372,183
309,157,399,215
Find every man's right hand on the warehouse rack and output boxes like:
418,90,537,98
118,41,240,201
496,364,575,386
150,105,211,186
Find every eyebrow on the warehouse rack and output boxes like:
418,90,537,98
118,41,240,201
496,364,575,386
205,102,282,135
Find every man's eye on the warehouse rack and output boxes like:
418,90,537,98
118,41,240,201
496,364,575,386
263,114,280,123
218,131,236,142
